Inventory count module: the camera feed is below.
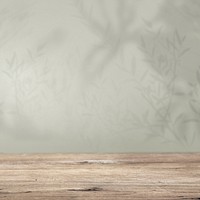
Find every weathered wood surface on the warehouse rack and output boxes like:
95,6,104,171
0,153,200,199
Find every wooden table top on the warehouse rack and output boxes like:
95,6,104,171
0,153,200,199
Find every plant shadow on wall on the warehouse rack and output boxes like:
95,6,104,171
129,0,200,148
0,52,64,141
75,0,200,149
128,29,200,147
74,0,138,84
0,53,38,139
0,50,93,148
0,1,35,48
0,0,200,151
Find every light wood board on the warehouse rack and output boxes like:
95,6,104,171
0,154,200,199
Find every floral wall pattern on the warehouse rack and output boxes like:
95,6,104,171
0,0,200,152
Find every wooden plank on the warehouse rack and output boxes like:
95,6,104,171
0,154,200,199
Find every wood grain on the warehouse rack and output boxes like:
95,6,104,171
0,154,200,199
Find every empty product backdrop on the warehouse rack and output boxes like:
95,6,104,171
0,0,200,152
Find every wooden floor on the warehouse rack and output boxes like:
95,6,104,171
0,154,200,199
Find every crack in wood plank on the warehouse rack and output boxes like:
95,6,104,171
0,191,32,194
67,187,103,192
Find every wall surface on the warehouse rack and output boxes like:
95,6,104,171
0,0,200,152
